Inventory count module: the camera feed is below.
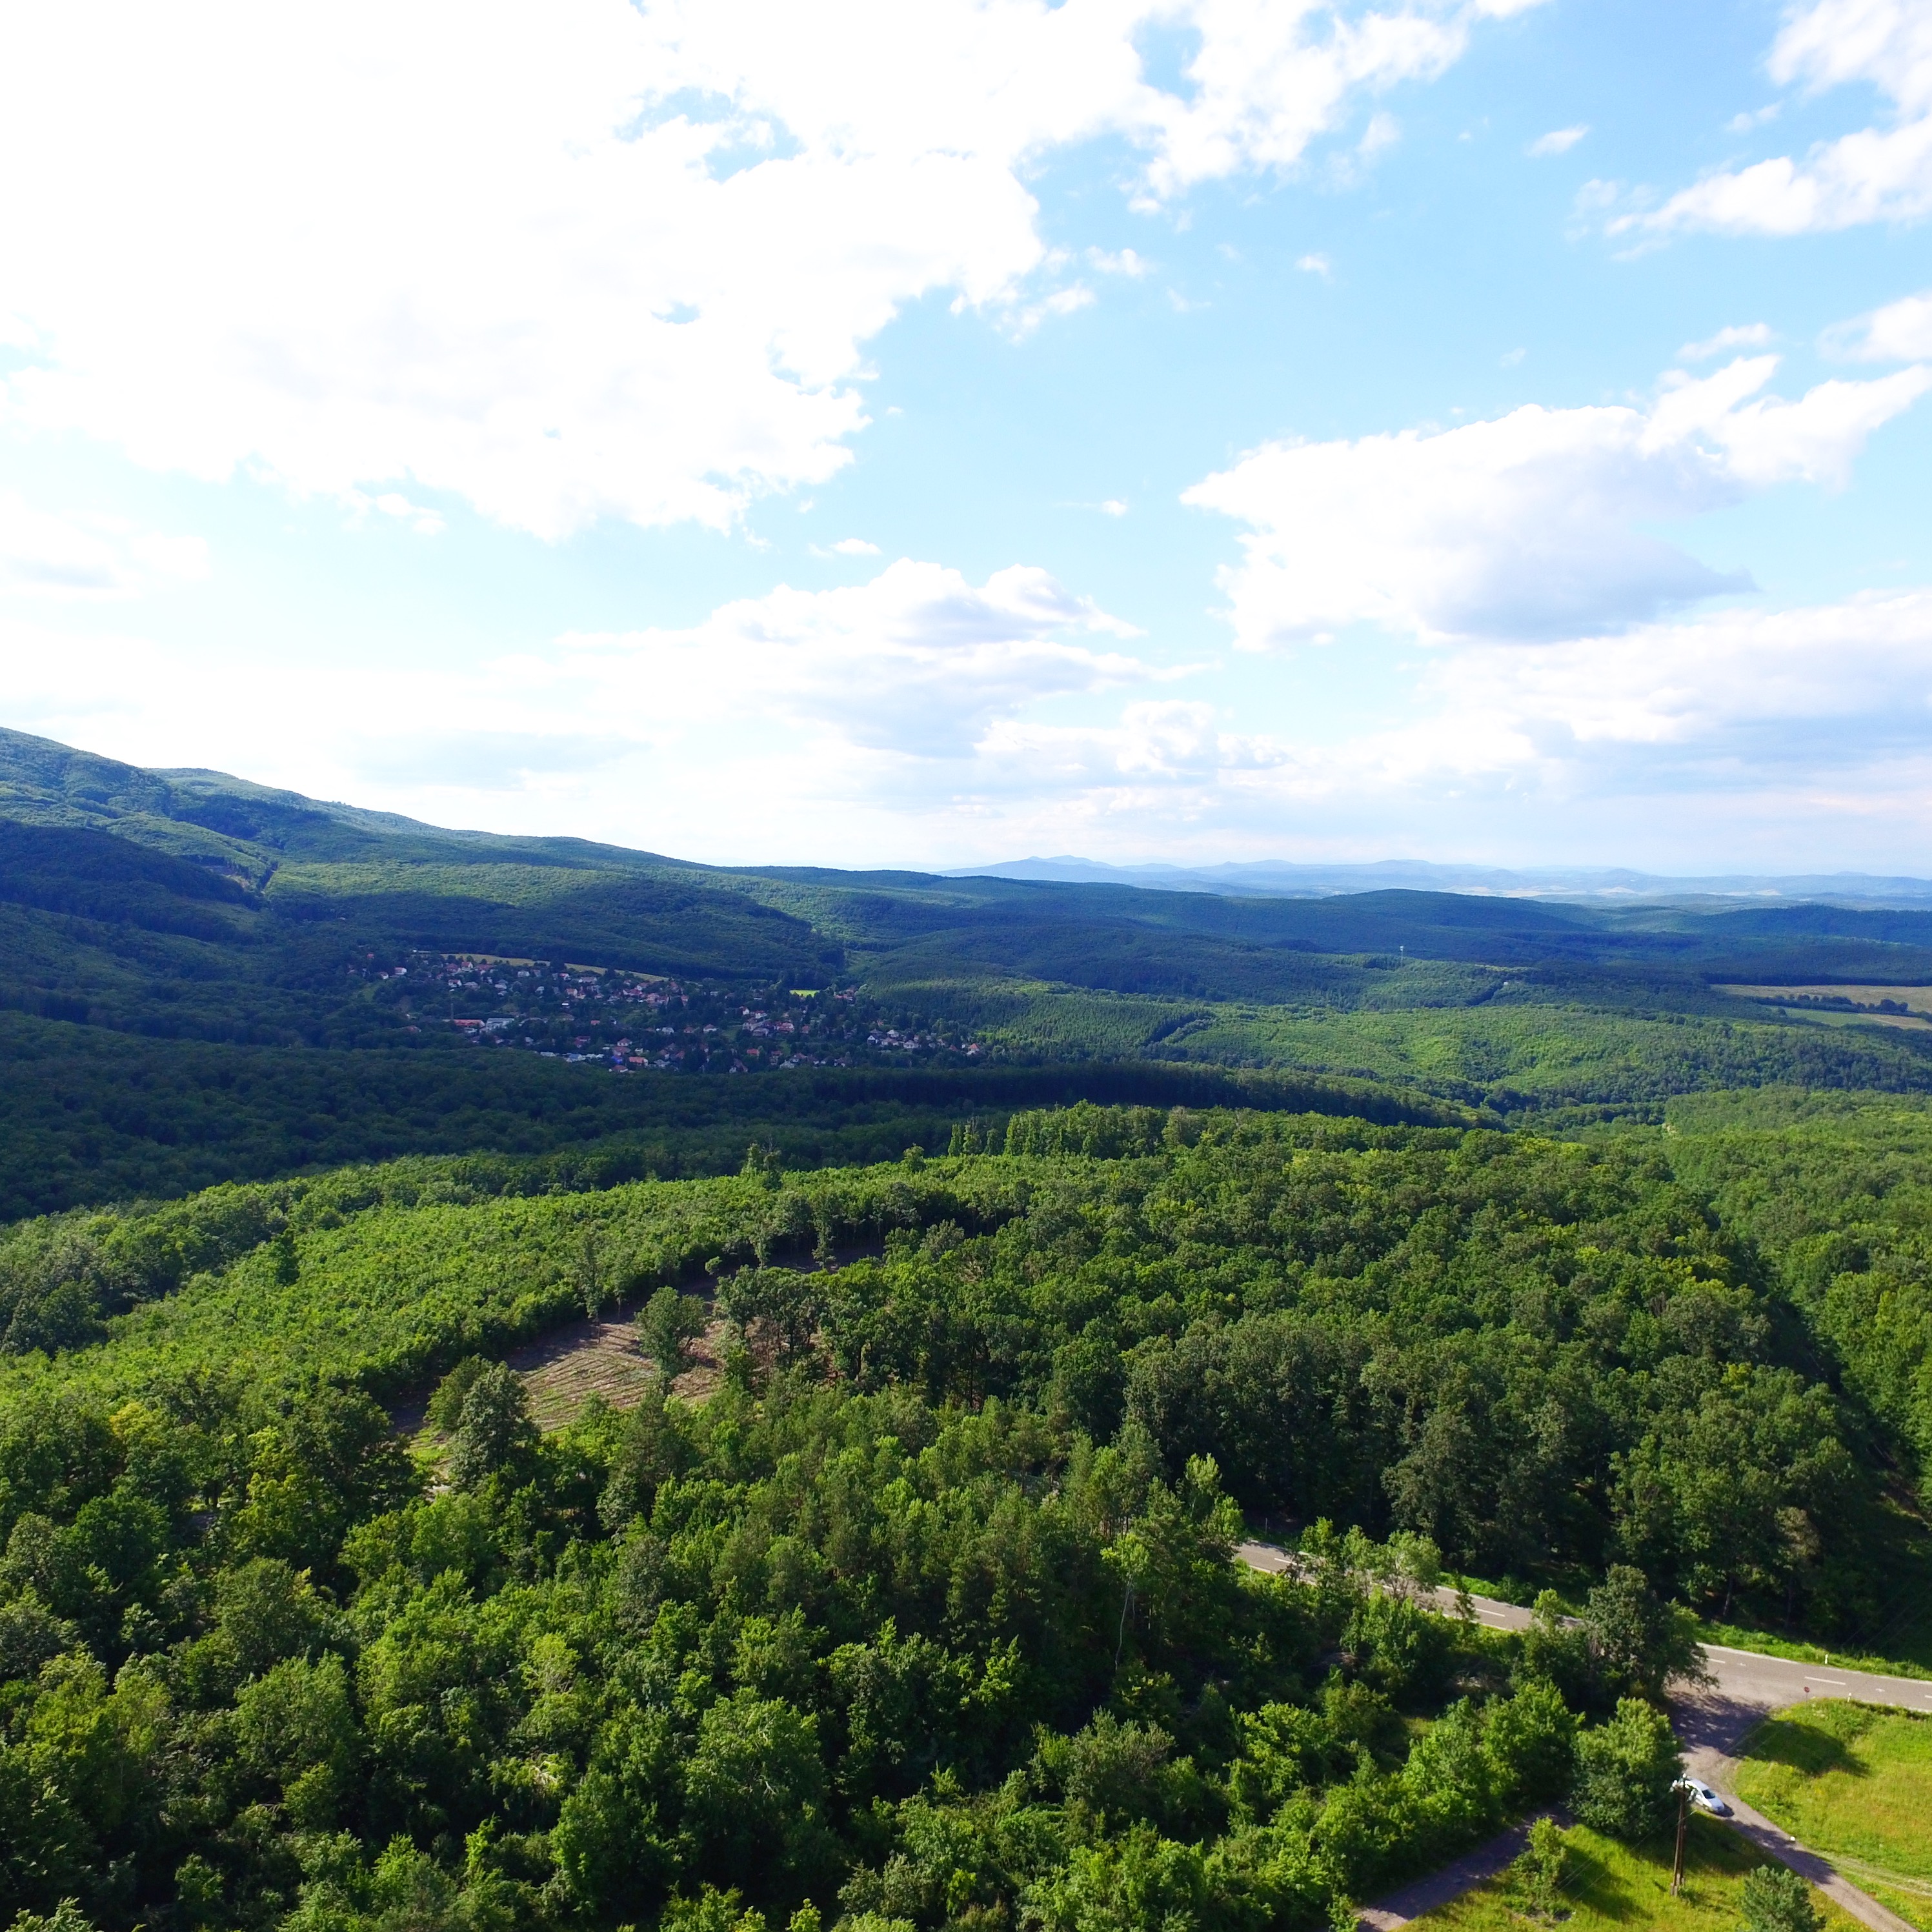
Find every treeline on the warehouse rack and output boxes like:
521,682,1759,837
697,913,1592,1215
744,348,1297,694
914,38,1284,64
1134,996,1932,1117
0,1361,1681,1932
894,968,1932,1128
0,1016,1467,1219
3,1099,1899,1932
0,1157,1033,1393
1663,1089,1932,1514
2,1110,1892,1635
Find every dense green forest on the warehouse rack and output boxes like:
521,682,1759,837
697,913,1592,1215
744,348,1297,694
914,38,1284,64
6,724,1932,1932
1661,1089,1932,1544
3,1103,1846,1932
3,1109,1901,1622
0,1012,1474,1222
10,724,1932,1214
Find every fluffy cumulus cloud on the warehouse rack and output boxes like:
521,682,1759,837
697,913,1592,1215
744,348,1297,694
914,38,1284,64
1,556,1151,810
0,0,1538,541
1619,0,1932,237
558,558,1149,759
1680,323,1774,361
961,591,1932,861
17,572,1932,869
814,589,1932,862
1207,589,1932,865
0,495,208,600
1407,590,1932,775
1826,286,1932,359
1182,356,1929,647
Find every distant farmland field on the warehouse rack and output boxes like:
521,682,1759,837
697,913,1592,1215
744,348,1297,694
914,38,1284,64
1719,983,1932,1027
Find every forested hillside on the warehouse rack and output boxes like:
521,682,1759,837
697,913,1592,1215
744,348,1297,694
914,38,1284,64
3,1102,1886,1932
1662,1089,1932,1536
10,725,1932,1212
5,720,1932,1932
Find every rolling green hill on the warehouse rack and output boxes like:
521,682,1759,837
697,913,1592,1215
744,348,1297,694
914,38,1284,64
3,729,1924,1932
0,1101,1920,1932
8,721,1932,1211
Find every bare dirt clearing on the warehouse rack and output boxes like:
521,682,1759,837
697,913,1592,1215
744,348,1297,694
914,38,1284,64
512,1309,731,1426
507,1313,663,1429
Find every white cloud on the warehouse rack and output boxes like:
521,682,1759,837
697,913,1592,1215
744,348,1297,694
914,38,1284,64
0,0,1539,543
17,569,1932,871
1824,286,1932,359
1203,588,1932,863
1001,284,1098,339
343,490,446,537
1357,111,1402,157
1100,499,1131,517
805,585,1932,863
1416,590,1932,762
1527,124,1588,156
1678,323,1774,361
1296,252,1334,276
1087,248,1152,277
1130,0,1544,201
963,702,1290,814
559,559,1147,760
0,494,209,599
1045,588,1932,867
0,556,1172,855
830,537,882,556
1620,0,1932,236
1182,356,1929,648
970,589,1932,861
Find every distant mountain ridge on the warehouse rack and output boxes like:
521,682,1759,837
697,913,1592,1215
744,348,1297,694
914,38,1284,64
0,722,701,887
12,721,1932,1214
10,726,1932,985
9,721,1927,911
954,855,1932,907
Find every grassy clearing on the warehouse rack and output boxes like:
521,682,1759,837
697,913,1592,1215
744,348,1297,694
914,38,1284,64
1413,1817,1858,1932
1736,1700,1932,1930
1716,983,1932,1016
507,1311,666,1431
1768,1009,1932,1032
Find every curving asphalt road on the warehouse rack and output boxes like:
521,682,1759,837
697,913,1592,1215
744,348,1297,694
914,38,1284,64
1233,1541,1929,1932
1671,1645,1929,1932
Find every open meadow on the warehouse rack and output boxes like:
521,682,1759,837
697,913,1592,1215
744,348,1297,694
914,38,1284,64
1736,1702,1932,1931
1413,1818,1858,1932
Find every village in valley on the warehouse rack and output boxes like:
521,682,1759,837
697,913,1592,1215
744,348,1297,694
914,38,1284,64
347,951,986,1074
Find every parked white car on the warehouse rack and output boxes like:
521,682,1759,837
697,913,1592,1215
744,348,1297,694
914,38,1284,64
1682,1778,1730,1816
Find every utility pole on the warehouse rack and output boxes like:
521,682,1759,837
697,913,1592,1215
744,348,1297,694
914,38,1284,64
1669,1780,1690,1895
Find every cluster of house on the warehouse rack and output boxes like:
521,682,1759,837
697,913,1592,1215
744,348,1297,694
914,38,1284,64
414,951,983,1072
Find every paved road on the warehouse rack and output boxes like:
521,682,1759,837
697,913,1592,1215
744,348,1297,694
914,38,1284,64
1234,1541,1929,1932
1671,1645,1930,1932
1236,1541,1543,1634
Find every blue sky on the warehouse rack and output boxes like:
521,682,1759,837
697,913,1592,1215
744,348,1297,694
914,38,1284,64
3,0,1931,870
